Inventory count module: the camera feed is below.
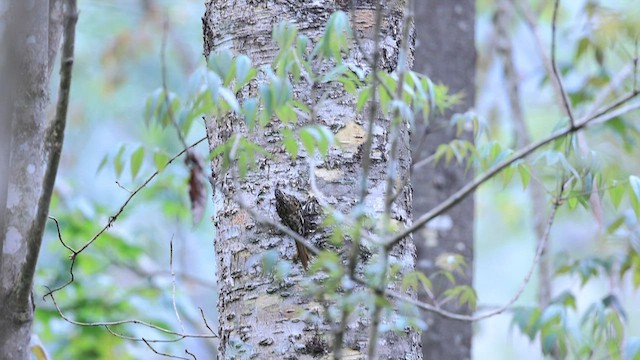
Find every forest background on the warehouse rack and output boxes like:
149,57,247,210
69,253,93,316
21,0,640,358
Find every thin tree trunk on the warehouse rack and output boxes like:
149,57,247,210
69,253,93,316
0,1,65,358
412,1,476,359
493,0,552,309
203,1,420,358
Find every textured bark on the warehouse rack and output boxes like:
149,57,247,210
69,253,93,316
203,1,420,358
412,1,476,360
0,1,64,359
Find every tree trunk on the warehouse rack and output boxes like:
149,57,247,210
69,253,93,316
203,1,420,358
412,1,476,359
0,1,64,358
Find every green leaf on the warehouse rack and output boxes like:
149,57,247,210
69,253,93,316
234,55,254,89
208,50,234,85
219,87,240,113
206,71,222,103
401,271,433,293
511,307,541,340
272,20,297,49
299,128,315,155
502,163,516,185
281,128,298,160
113,145,126,178
153,151,169,172
96,155,109,174
629,175,640,218
130,146,145,180
443,285,477,310
551,291,576,310
321,63,348,83
356,86,371,112
242,98,259,128
275,105,297,124
261,250,279,274
143,88,163,126
609,181,625,208
517,163,531,189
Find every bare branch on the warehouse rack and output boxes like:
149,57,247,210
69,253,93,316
170,237,185,334
45,137,206,296
384,91,640,250
199,308,216,336
142,339,192,360
43,290,217,340
364,180,564,322
549,0,576,128
368,0,414,357
161,15,189,151
335,0,385,355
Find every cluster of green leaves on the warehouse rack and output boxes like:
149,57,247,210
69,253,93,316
512,291,638,359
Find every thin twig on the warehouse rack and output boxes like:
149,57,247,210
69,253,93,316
184,349,197,360
169,236,185,334
43,290,217,339
199,308,216,336
494,0,552,306
550,0,575,128
161,14,188,150
385,92,640,247
509,0,567,113
335,0,385,356
142,338,192,360
383,90,640,250
362,181,564,322
44,137,206,296
367,0,414,357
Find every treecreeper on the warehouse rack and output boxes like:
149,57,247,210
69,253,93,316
274,186,319,270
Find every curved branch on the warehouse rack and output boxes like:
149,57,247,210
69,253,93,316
44,290,218,340
44,137,207,296
384,91,640,250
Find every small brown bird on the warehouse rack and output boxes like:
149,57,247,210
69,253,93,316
274,186,311,270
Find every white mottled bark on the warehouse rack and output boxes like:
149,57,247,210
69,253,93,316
203,1,420,358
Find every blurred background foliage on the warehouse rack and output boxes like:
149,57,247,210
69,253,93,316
36,0,639,358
